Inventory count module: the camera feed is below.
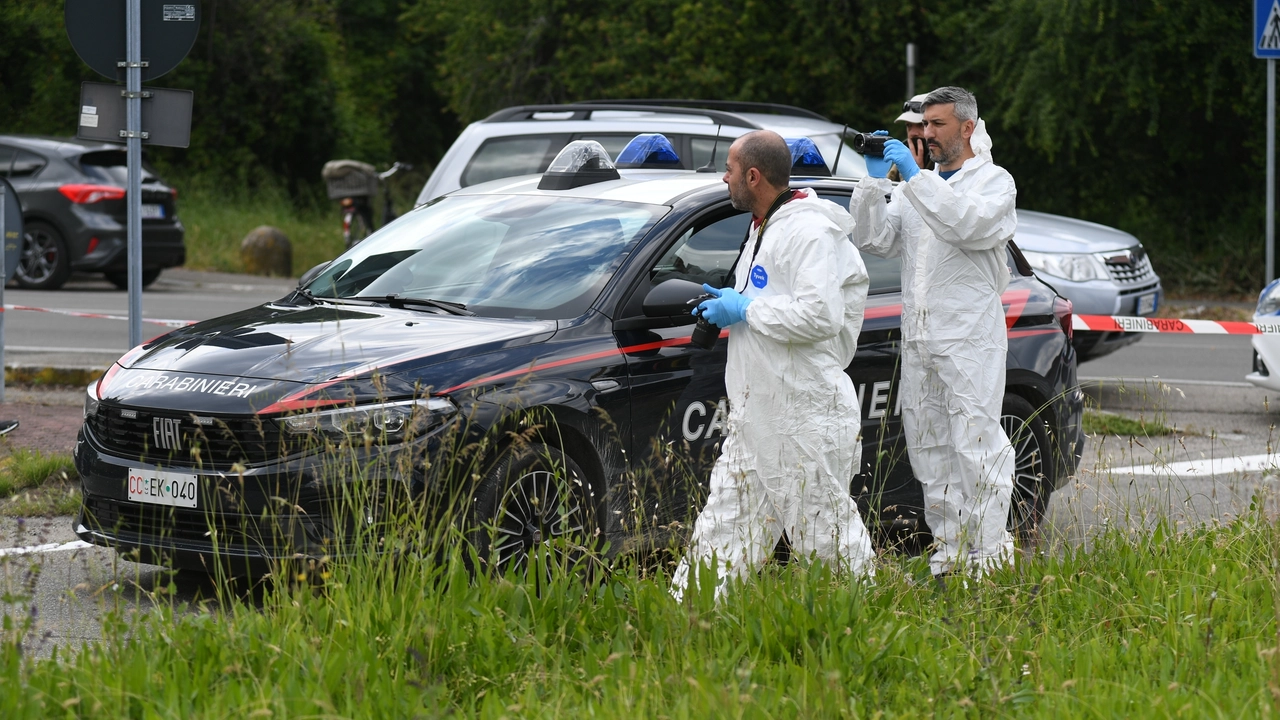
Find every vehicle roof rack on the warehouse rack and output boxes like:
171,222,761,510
577,99,829,122
481,103,763,129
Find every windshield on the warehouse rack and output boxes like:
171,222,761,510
809,134,867,179
306,194,667,319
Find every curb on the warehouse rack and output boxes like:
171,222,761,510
1080,376,1276,415
5,365,104,388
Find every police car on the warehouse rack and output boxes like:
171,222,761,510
74,136,1084,572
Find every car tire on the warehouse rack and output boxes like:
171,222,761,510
104,268,162,290
468,441,600,580
14,221,72,290
1001,394,1053,543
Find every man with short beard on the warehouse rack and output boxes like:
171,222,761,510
670,130,875,601
848,86,1018,580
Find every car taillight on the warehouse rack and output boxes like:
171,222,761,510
59,184,126,204
1053,296,1073,340
86,237,99,254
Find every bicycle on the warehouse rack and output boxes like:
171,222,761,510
321,160,411,249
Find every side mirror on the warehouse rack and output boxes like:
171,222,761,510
298,261,331,289
643,278,708,319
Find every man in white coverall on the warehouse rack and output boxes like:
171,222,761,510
847,86,1017,578
670,130,875,602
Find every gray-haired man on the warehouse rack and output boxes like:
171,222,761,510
848,86,1017,579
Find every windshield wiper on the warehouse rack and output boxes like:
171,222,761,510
283,286,324,306
351,294,474,316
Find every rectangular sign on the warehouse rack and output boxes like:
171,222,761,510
1258,0,1280,58
76,81,193,148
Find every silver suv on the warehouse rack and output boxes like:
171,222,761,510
417,100,1161,362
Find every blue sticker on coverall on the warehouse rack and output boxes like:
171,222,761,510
750,265,768,288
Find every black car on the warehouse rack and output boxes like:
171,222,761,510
0,135,185,289
73,143,1083,572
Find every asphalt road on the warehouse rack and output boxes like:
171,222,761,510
1079,332,1258,385
3,269,297,370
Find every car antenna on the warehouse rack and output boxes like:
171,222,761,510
696,125,722,173
830,124,849,176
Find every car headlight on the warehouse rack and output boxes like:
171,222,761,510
84,383,100,419
277,397,457,443
1258,279,1280,317
1020,250,1110,282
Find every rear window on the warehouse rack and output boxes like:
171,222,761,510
11,150,45,178
78,150,158,184
461,136,560,188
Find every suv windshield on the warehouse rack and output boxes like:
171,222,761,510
306,194,666,319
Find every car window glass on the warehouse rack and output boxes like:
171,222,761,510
574,134,643,164
461,136,558,187
0,146,14,177
10,150,45,178
650,211,750,290
79,150,158,183
306,194,667,319
690,137,729,172
815,192,901,294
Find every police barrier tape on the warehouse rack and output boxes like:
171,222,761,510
1,304,194,328
3,301,1275,337
1073,314,1280,335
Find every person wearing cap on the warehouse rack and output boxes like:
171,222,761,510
848,86,1017,581
889,93,934,182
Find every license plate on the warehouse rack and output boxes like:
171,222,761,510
127,468,197,508
1136,292,1158,315
140,203,165,219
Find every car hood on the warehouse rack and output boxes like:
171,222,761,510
100,303,557,411
1015,209,1140,254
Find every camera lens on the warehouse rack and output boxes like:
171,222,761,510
851,132,888,158
690,316,719,350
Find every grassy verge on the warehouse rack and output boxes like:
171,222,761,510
2,514,1276,717
176,179,344,278
1083,409,1176,437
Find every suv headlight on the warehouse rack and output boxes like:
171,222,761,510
278,397,457,444
1259,279,1280,317
1020,250,1110,282
84,383,100,419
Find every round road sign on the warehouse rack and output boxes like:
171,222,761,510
65,0,201,83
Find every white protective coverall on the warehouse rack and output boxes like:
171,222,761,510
847,120,1017,576
671,189,876,601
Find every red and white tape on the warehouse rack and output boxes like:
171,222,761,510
1,304,195,328
1073,314,1278,335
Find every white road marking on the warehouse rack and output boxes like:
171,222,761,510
0,540,94,558
1098,453,1279,478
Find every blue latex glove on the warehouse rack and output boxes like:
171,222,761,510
863,130,892,178
882,138,920,182
693,283,753,327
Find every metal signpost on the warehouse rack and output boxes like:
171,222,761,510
1257,0,1280,283
64,0,199,348
0,179,24,404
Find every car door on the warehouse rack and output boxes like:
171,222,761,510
612,204,747,528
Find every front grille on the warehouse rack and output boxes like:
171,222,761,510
1104,250,1157,286
86,404,303,469
82,495,283,550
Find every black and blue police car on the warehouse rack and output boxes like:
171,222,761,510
74,135,1084,571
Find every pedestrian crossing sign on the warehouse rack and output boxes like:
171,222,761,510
1258,0,1280,58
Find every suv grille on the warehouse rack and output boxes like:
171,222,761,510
1103,248,1157,286
86,404,301,469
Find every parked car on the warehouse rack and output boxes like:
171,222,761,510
74,138,1082,573
1015,211,1163,361
1247,278,1280,390
417,100,1162,362
0,135,185,290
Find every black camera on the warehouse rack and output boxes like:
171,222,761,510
688,293,720,350
690,315,720,350
850,132,888,158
